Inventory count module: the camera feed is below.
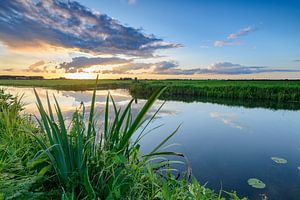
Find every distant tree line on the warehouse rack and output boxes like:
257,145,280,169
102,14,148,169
0,75,44,80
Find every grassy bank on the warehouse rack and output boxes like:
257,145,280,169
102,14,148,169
0,88,242,199
0,79,132,91
1,79,300,103
129,80,300,102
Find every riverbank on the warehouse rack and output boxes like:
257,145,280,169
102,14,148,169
0,88,243,199
1,79,300,103
129,80,300,102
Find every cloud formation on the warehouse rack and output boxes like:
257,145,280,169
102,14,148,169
0,0,179,56
227,26,257,39
128,0,137,5
214,40,242,47
210,112,243,130
25,60,58,73
204,62,269,74
27,60,46,73
29,60,45,68
59,56,130,73
214,26,257,47
2,68,14,72
102,61,300,75
23,57,300,75
199,62,300,74
101,61,199,75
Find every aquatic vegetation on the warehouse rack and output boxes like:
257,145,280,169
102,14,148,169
271,157,288,164
129,80,300,103
31,85,181,198
247,178,266,189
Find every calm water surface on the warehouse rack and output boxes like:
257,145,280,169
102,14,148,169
3,86,300,200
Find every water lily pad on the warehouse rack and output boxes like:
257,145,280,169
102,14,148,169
271,157,287,164
247,178,266,189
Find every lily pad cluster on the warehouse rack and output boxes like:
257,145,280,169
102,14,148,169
271,157,287,164
247,156,289,190
247,178,266,189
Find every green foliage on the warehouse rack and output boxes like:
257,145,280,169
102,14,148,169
247,178,266,189
32,86,186,198
270,157,287,164
0,89,59,199
0,79,132,91
0,89,37,172
129,80,300,103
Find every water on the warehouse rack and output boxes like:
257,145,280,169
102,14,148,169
2,86,300,200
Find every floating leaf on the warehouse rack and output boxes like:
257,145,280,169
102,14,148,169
271,157,287,164
247,178,266,189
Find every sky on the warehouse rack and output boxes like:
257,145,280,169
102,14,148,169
0,0,299,79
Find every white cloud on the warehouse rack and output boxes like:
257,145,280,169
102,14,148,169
227,26,257,39
214,40,242,47
101,60,300,75
210,112,243,130
128,0,136,5
214,26,257,47
214,40,226,47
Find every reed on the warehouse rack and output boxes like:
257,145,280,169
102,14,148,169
31,85,192,198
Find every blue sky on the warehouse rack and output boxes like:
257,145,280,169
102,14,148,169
0,0,299,79
78,0,300,67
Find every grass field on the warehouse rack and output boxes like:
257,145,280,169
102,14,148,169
1,79,300,102
0,79,132,90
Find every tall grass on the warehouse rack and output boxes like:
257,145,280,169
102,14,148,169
0,90,36,170
32,85,192,198
129,80,300,102
0,90,59,199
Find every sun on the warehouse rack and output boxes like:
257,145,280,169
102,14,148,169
64,73,97,79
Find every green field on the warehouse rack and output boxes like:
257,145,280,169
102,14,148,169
1,79,300,102
0,79,132,90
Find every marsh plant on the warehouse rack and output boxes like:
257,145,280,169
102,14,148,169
33,85,185,198
0,87,241,199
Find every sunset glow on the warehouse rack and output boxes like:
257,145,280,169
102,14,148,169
0,0,299,79
64,73,97,80
1,1,300,199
